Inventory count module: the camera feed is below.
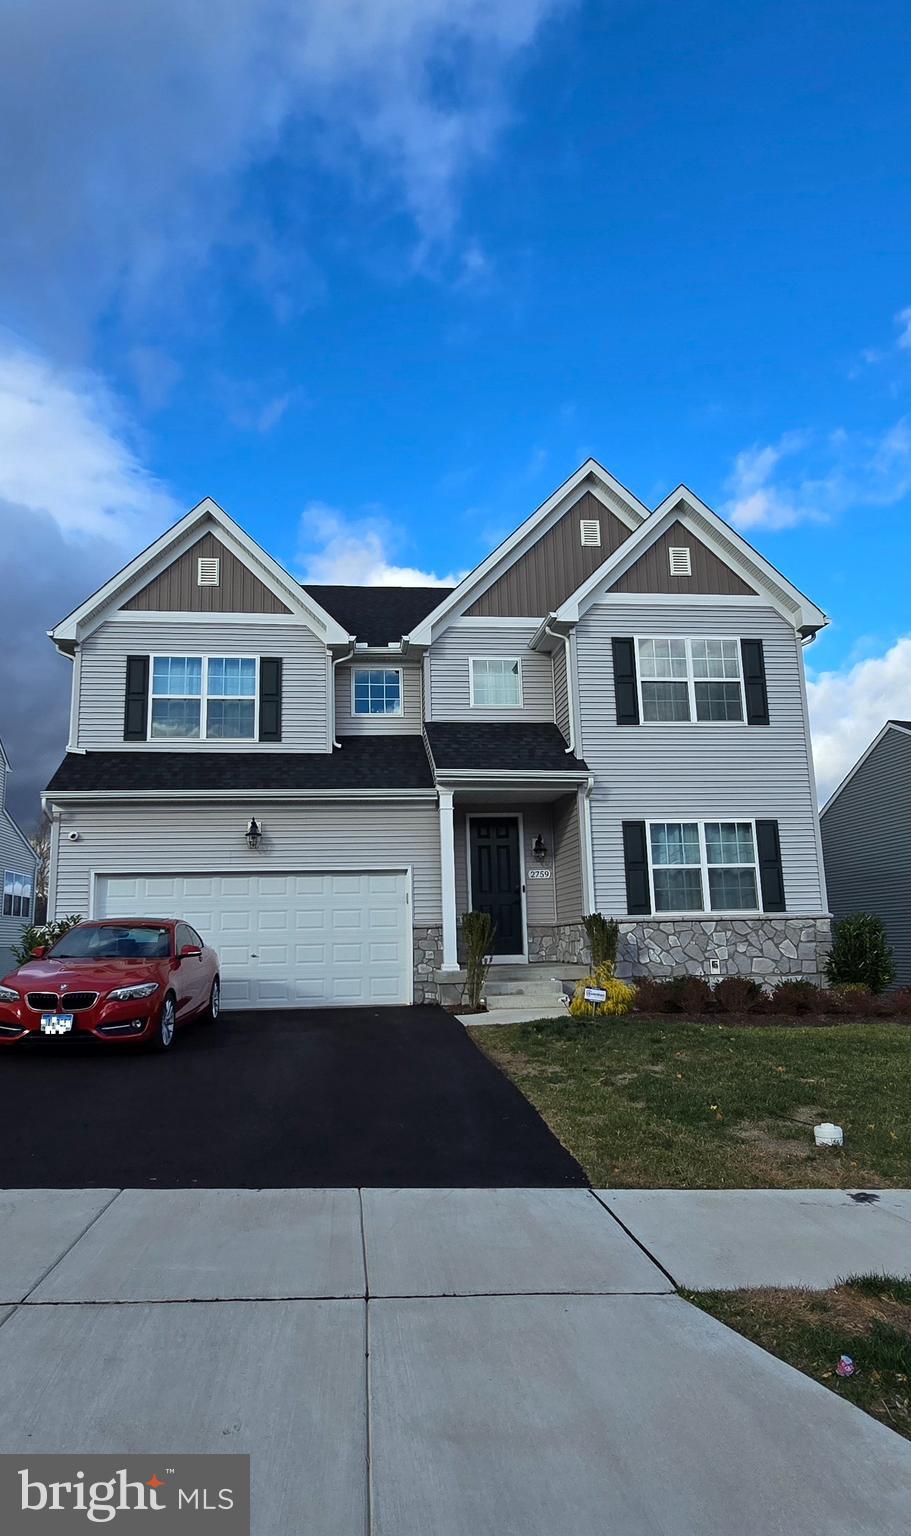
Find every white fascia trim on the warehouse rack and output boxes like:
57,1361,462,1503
819,721,911,816
50,499,350,647
41,788,438,805
434,770,589,784
407,460,648,646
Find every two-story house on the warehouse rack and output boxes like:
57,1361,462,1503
0,736,39,976
43,459,831,1008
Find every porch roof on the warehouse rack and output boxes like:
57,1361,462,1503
424,721,589,776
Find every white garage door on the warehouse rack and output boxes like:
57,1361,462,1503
95,871,412,1009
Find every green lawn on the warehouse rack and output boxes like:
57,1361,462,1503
686,1276,911,1441
470,1015,911,1187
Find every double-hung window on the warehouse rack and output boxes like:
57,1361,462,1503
352,667,402,716
470,657,522,708
648,820,760,913
2,870,32,919
636,638,745,722
150,657,257,740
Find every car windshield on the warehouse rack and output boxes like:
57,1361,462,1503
48,925,172,960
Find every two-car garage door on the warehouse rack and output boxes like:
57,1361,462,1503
96,871,412,1008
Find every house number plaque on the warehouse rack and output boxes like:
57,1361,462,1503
527,868,552,880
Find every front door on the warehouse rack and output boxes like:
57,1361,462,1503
469,818,524,957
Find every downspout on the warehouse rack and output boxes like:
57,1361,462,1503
544,621,575,755
331,641,356,749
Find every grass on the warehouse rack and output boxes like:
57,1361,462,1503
470,1014,911,1187
685,1275,911,1441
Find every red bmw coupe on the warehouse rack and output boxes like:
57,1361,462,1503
0,919,220,1049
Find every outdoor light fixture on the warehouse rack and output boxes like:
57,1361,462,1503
532,834,547,863
245,817,262,850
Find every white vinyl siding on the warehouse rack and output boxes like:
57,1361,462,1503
76,619,330,751
576,603,826,914
0,771,38,974
335,663,423,736
426,623,554,721
553,647,570,743
552,793,583,923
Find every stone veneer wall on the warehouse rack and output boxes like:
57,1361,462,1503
413,924,443,1003
615,917,832,986
527,922,589,966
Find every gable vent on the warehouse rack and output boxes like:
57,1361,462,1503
197,556,220,587
668,546,692,577
579,518,601,547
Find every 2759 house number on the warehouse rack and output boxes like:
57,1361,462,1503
527,867,552,880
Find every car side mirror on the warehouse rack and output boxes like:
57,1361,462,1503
179,944,202,958
30,945,46,959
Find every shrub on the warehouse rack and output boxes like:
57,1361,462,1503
631,977,677,1013
666,975,715,1014
11,914,82,967
825,913,895,993
888,988,911,1017
582,914,620,974
569,964,636,1018
712,975,764,1013
827,984,887,1018
460,910,495,1011
767,979,826,1014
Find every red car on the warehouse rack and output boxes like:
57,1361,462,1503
0,919,220,1050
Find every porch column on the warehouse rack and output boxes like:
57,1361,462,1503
438,788,459,970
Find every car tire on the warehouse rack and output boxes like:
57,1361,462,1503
201,977,220,1024
149,993,177,1052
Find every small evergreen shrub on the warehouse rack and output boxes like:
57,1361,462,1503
767,979,825,1014
460,910,495,1011
712,975,764,1013
827,984,887,1018
825,913,895,993
666,975,715,1014
11,914,82,967
569,963,636,1018
581,914,620,974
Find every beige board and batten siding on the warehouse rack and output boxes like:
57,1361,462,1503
125,532,292,614
75,619,331,752
51,801,442,925
466,492,633,617
454,807,557,925
334,662,423,735
575,602,827,914
426,623,555,721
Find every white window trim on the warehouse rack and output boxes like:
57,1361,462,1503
634,636,747,725
350,664,404,718
645,817,763,917
148,655,260,742
3,868,33,921
469,656,524,709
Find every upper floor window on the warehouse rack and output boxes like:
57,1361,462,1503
648,820,759,913
150,656,257,740
352,667,402,716
636,637,745,723
470,657,522,708
2,869,32,919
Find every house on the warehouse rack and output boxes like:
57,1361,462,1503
820,720,911,986
0,736,39,976
43,459,832,1009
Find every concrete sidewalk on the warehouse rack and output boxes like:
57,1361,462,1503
0,1187,908,1535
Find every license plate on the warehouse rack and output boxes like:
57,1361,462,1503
40,1014,74,1035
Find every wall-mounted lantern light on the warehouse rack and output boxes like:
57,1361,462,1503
245,817,263,850
532,834,547,863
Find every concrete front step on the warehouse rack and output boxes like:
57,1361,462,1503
485,992,568,1011
484,979,565,996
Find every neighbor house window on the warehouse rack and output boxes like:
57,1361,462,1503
3,870,32,920
352,667,402,716
150,657,257,740
470,657,522,708
648,820,759,913
636,637,745,723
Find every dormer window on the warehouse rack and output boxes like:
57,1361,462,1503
352,667,403,716
470,657,522,708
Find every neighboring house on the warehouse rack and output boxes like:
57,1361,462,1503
43,459,832,1009
0,736,39,977
820,720,911,987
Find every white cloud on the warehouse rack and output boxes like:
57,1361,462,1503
895,306,911,350
807,637,911,804
298,501,464,586
723,420,911,531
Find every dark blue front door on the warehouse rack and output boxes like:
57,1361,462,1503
470,818,523,955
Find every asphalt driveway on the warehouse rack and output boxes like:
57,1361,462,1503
0,1006,584,1188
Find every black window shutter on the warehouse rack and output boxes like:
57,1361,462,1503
741,639,769,725
622,821,651,915
612,638,640,725
259,658,283,741
123,656,149,740
756,820,785,912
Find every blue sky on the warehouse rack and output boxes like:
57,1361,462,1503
1,0,910,820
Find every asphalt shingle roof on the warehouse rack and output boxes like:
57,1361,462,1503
46,737,434,794
425,721,588,774
301,584,453,645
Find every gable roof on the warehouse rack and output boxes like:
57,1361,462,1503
50,499,350,649
820,720,911,816
551,486,828,634
425,721,588,776
303,585,453,646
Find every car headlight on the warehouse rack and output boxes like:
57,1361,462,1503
0,986,19,1003
107,982,160,1002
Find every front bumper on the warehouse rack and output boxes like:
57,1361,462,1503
0,995,159,1044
